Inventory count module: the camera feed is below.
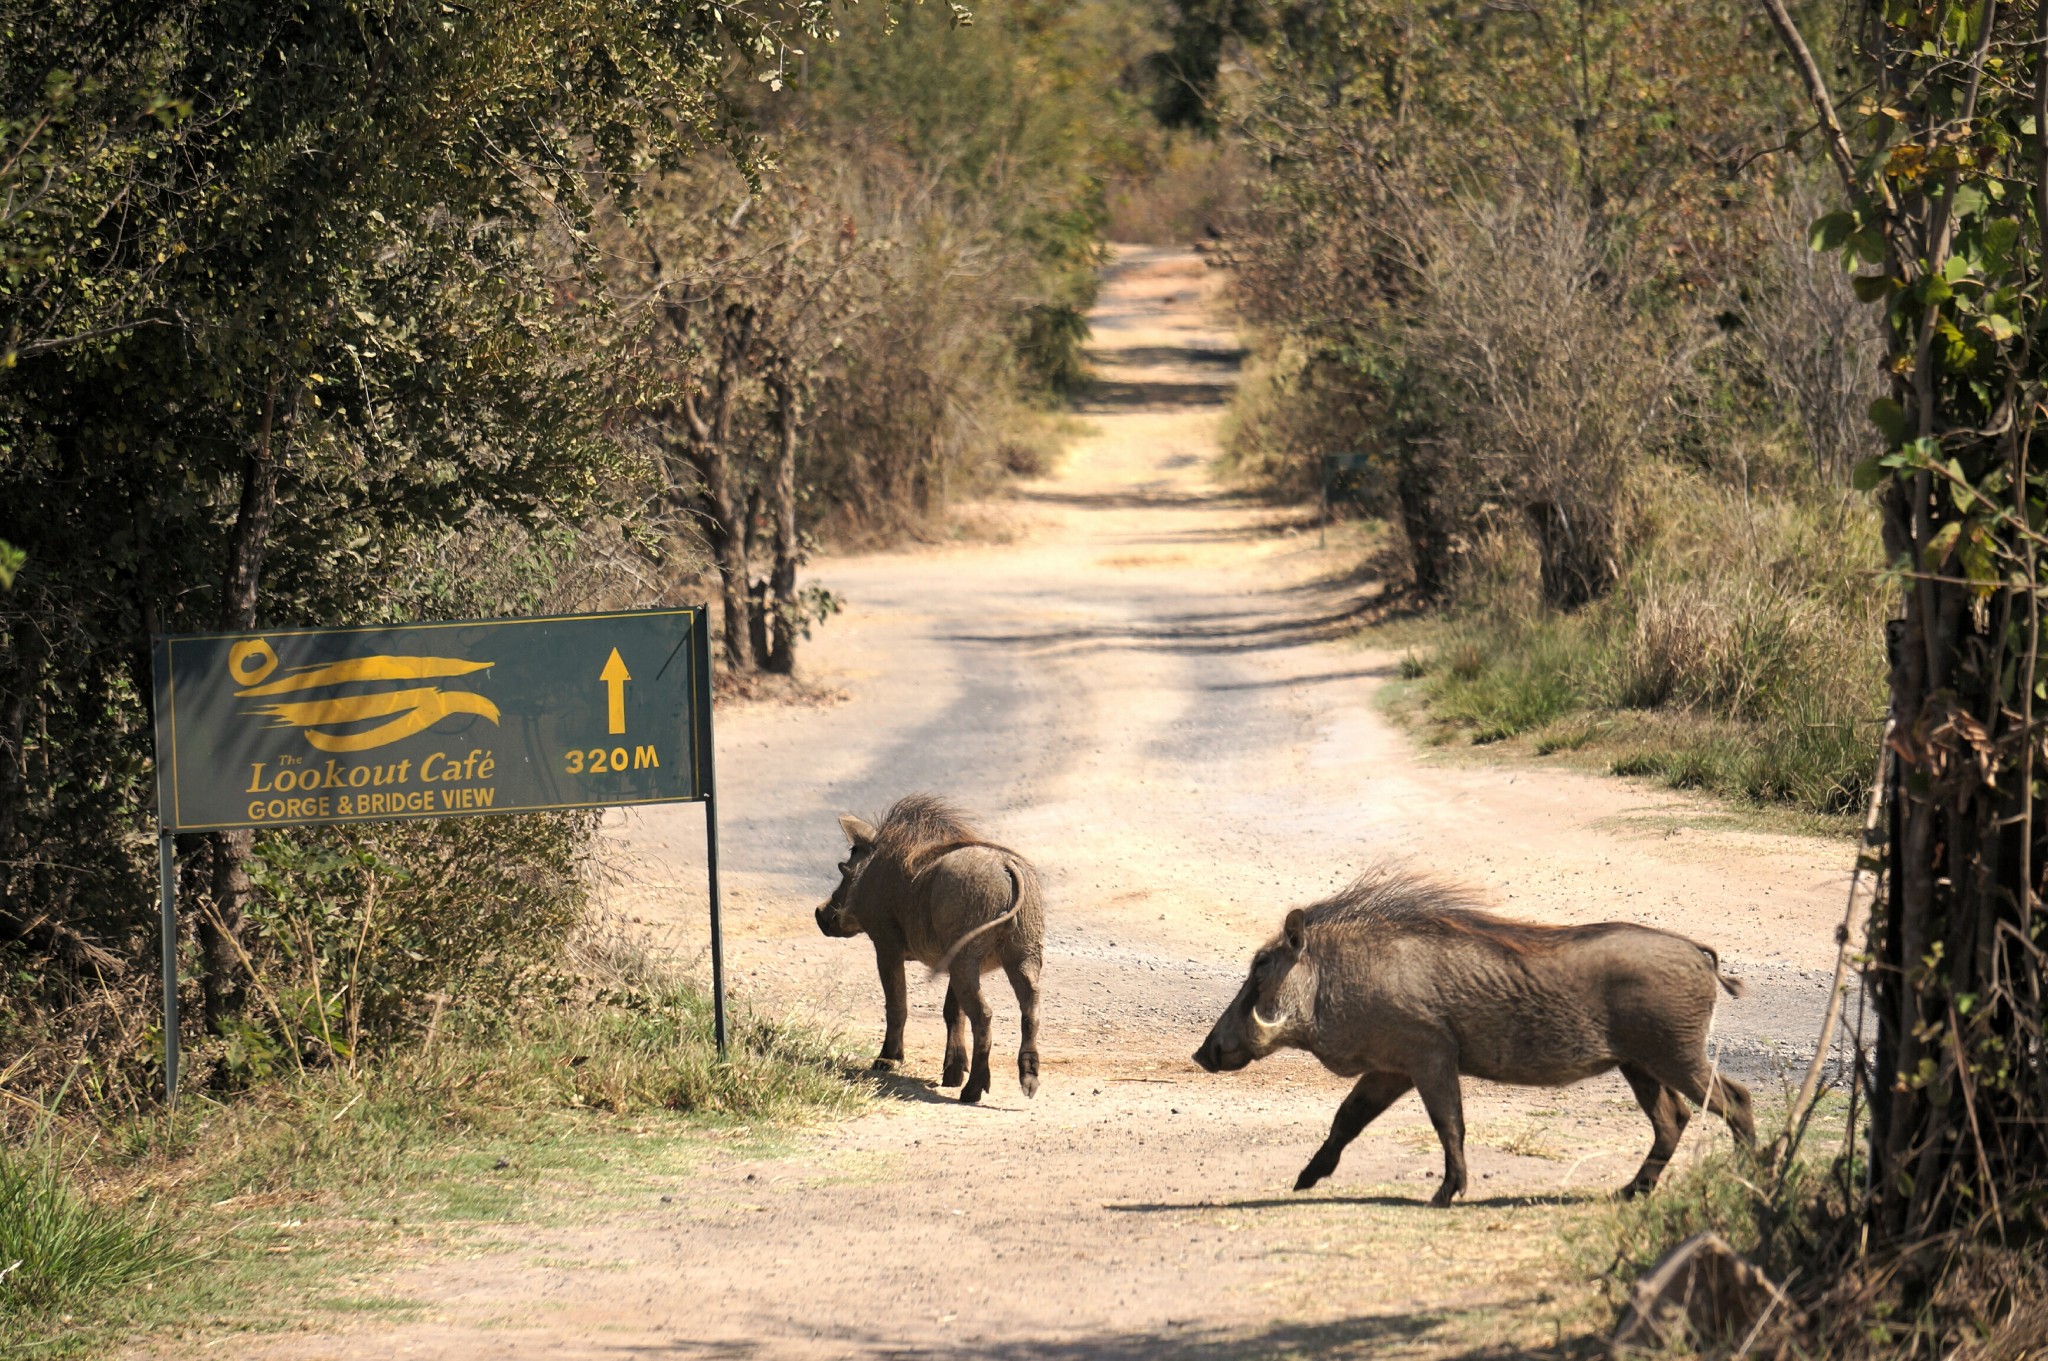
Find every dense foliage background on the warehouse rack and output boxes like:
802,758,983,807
1187,0,2048,1349
1199,0,1891,818
0,0,1149,1111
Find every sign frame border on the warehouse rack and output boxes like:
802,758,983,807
147,604,727,1106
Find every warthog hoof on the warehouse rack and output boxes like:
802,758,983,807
1293,1163,1330,1192
1428,1179,1463,1208
871,1056,901,1072
1018,1053,1039,1098
942,1054,968,1088
961,1069,990,1103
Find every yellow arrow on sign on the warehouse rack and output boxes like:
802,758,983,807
601,648,631,734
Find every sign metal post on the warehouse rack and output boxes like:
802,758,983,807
157,831,179,1107
150,606,724,1106
691,612,726,1054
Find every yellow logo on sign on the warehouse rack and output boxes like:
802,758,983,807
230,638,500,752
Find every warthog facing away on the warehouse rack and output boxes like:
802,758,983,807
815,794,1044,1103
1194,865,1754,1205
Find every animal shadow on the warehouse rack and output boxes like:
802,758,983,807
1104,1189,1607,1213
864,1070,960,1106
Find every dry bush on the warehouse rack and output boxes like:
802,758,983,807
1104,135,1250,244
1218,345,1383,501
1416,473,1886,812
798,144,1060,546
1419,198,1697,609
1610,576,1829,720
1736,182,1886,485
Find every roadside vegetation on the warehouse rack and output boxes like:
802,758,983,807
1,935,864,1358
0,0,1157,1350
1178,0,2048,1351
1201,2,1888,819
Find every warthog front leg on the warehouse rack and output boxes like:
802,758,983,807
1412,1058,1468,1208
872,941,908,1071
941,985,968,1088
1619,1063,1691,1198
1294,1072,1412,1191
1003,953,1041,1098
951,964,994,1103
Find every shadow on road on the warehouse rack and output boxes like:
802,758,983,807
1103,1189,1607,1213
613,1310,1603,1359
939,594,1385,658
1013,485,1251,511
1201,665,1402,693
864,1071,962,1106
1079,377,1237,408
1087,344,1248,369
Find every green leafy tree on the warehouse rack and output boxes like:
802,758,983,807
1765,0,2048,1251
0,0,824,1071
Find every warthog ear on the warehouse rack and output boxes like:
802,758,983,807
838,814,878,848
1283,909,1308,954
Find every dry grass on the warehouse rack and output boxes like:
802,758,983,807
2,934,866,1359
1390,474,1886,818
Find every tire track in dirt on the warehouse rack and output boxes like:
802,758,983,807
250,245,1856,1360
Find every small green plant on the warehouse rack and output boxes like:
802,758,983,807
0,1140,175,1332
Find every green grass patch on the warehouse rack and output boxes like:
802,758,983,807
1382,610,1879,820
0,1139,180,1336
1369,477,1887,821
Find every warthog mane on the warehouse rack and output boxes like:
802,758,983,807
1305,862,1626,957
872,793,1013,875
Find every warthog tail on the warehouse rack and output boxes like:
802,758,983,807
1698,944,1746,998
929,861,1024,979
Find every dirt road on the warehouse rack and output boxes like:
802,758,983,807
259,247,1856,1358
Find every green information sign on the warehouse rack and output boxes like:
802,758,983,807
152,607,710,831
147,606,726,1101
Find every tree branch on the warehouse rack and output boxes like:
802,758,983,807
1755,0,1876,206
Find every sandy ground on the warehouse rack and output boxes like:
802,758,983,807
247,247,1858,1359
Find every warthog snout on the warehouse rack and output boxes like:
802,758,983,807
815,836,873,939
1194,909,1310,1074
815,900,861,937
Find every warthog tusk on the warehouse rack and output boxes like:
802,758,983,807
1249,1006,1284,1045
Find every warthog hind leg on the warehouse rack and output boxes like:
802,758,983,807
1701,1070,1756,1147
1295,1072,1412,1191
1003,953,1042,1098
951,964,995,1103
1659,1060,1757,1150
1619,1063,1691,1198
873,941,908,1071
941,986,968,1087
1412,1058,1468,1207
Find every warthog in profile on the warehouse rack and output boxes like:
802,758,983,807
1194,865,1754,1205
815,794,1044,1103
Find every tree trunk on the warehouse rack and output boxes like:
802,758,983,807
203,376,283,1034
1525,498,1610,610
1739,0,2048,1257
1392,445,1454,599
766,375,801,675
700,451,752,673
676,372,755,674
